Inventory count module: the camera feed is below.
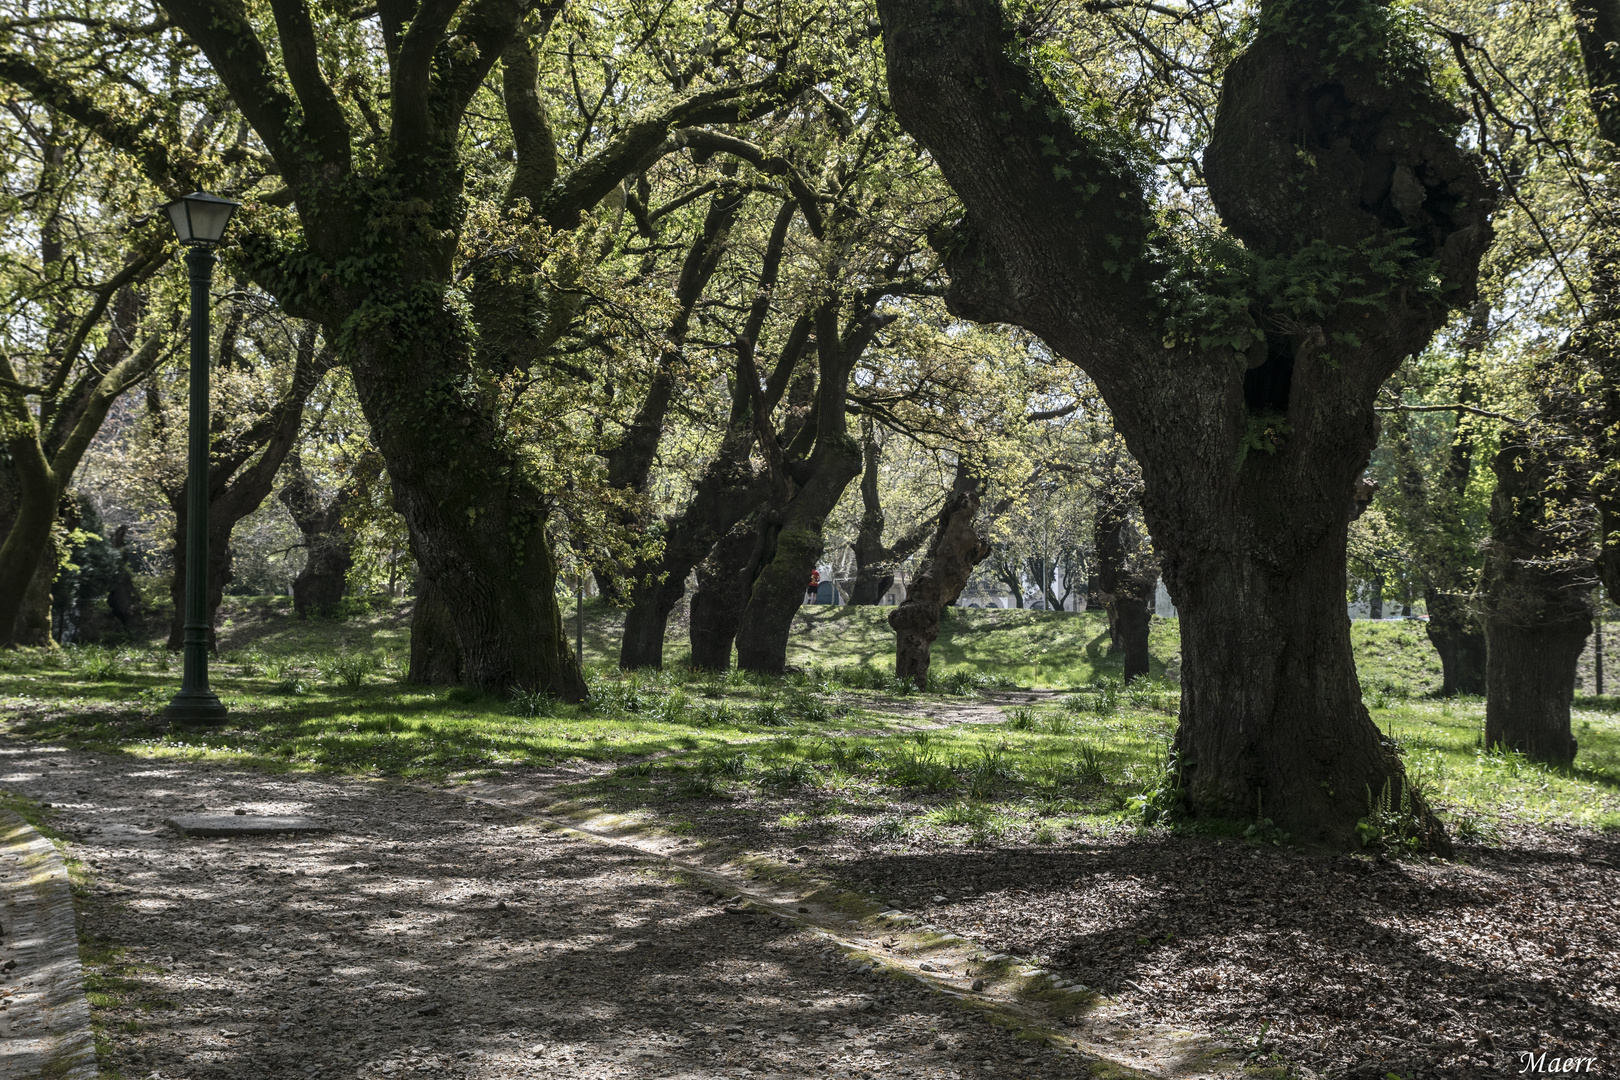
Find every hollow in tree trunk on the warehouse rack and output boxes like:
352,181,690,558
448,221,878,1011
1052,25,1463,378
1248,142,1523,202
890,468,991,688
877,0,1491,847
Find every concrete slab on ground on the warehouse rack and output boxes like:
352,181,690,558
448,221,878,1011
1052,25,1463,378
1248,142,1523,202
164,814,330,836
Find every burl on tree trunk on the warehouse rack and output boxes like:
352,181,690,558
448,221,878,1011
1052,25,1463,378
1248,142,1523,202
1480,438,1594,767
878,0,1491,846
890,473,991,689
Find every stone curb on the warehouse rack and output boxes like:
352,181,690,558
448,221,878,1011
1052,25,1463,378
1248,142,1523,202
1,807,96,1080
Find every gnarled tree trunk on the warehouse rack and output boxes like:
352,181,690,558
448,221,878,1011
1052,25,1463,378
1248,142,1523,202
847,426,932,605
278,454,356,617
1094,439,1157,682
890,468,991,688
689,517,760,671
1480,438,1594,767
878,0,1489,847
1426,588,1486,696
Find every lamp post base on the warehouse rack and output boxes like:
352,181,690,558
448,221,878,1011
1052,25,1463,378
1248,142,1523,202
162,689,229,725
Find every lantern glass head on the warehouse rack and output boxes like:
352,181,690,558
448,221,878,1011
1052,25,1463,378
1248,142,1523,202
162,192,240,246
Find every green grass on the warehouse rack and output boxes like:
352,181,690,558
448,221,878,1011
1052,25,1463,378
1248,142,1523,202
0,647,909,781
6,603,1619,842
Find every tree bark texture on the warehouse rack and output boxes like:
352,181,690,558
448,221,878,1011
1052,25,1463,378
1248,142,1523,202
613,200,782,670
1480,439,1594,767
278,454,356,618
877,0,1491,847
99,6,804,700
605,185,750,626
732,304,895,674
409,576,464,685
890,469,991,688
688,517,760,671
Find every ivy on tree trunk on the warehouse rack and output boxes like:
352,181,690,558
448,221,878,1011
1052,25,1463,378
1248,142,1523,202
876,0,1492,848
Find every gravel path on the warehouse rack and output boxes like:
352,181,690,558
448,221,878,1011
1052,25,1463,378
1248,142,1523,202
0,740,1111,1080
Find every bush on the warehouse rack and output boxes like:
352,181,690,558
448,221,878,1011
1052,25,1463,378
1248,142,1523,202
1356,777,1425,852
865,814,917,841
966,745,1020,796
591,681,646,715
819,739,881,772
698,751,750,778
782,690,831,724
1086,678,1121,716
649,691,690,724
1126,746,1185,826
693,702,741,727
70,647,125,681
1068,742,1107,785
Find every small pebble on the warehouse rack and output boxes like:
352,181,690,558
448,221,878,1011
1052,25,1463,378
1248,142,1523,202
971,978,985,991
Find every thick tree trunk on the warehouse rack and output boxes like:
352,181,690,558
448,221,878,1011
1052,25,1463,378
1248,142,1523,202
409,577,463,685
278,457,355,617
348,308,586,700
1094,445,1157,682
1425,588,1486,696
846,429,930,605
848,435,896,605
733,441,864,673
1484,618,1587,766
890,471,991,688
107,526,145,635
0,475,59,647
1480,439,1594,767
617,372,772,670
689,519,759,671
877,0,1488,847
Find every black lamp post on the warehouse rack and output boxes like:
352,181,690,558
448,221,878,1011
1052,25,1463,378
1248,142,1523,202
160,191,239,725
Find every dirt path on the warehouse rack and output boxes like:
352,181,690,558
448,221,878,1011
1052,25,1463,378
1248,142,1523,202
0,738,1120,1080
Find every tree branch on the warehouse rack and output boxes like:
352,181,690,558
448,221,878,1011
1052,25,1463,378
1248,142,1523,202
673,128,826,238
157,0,303,168
268,0,354,167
